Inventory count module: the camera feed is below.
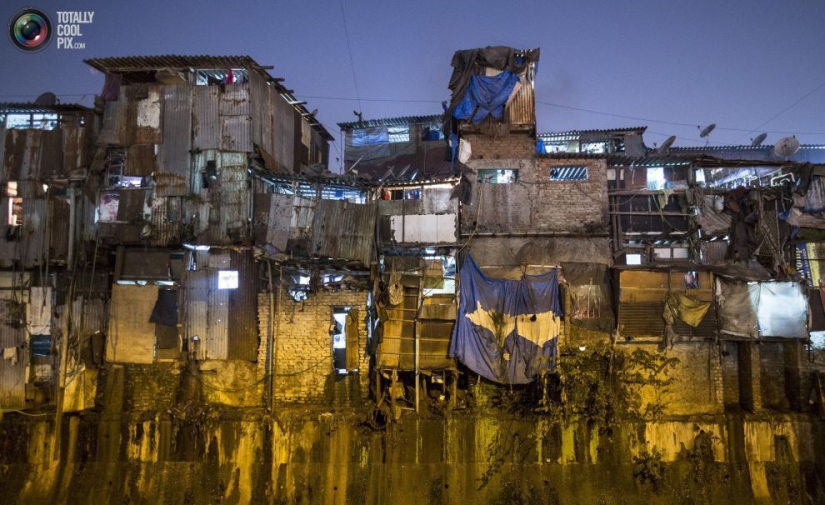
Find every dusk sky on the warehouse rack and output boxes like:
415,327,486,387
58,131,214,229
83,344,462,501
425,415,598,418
2,0,823,171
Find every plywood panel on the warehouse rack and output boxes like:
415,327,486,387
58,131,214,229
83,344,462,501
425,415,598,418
106,284,158,364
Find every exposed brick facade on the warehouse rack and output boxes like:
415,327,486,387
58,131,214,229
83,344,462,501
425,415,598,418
273,290,369,404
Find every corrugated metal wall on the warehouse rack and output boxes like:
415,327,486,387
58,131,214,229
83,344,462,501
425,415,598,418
310,200,377,266
0,300,27,408
506,79,535,127
192,86,220,150
157,84,192,182
228,249,258,361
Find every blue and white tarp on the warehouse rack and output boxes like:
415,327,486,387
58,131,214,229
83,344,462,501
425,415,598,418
449,255,562,384
453,70,520,124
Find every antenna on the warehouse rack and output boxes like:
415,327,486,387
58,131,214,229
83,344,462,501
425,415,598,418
773,136,800,158
699,123,716,138
34,92,56,106
657,135,676,154
751,133,767,147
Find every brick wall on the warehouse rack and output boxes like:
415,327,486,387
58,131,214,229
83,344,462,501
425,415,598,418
721,342,741,409
461,142,608,236
624,341,723,416
273,290,369,404
120,362,184,412
760,342,790,411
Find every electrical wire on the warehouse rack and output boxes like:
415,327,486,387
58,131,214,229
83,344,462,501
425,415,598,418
338,0,363,116
731,79,825,143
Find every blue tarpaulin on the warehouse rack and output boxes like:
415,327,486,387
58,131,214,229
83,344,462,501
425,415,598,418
453,71,519,124
449,255,562,384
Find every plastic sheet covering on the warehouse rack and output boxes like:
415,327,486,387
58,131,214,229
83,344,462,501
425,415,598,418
756,282,808,338
453,71,519,124
696,194,732,235
450,254,561,384
717,279,808,338
344,127,390,162
663,293,710,327
716,279,759,337
561,262,614,333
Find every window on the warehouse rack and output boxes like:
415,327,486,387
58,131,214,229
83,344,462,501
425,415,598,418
550,166,588,181
647,167,665,190
217,270,239,290
6,181,22,227
4,113,58,130
105,148,144,189
478,169,517,184
332,307,353,374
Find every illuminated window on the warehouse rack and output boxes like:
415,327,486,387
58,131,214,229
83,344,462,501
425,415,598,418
647,167,665,190
217,270,239,289
6,182,22,226
478,169,517,184
550,166,588,181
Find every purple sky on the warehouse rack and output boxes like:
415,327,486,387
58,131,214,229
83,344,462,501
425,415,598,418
2,0,824,171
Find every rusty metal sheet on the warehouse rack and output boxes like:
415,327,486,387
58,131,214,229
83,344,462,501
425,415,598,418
150,196,183,247
61,115,80,172
2,128,25,179
157,84,192,180
506,77,535,127
198,165,249,244
80,193,97,242
0,301,27,408
21,199,48,268
192,86,220,150
290,195,316,241
19,129,42,180
208,250,231,269
267,193,293,250
206,288,229,360
116,189,149,223
252,192,272,245
39,129,63,178
99,87,130,145
220,115,252,152
219,84,251,116
134,85,163,144
700,241,728,265
72,297,108,334
310,200,377,265
249,72,268,152
154,173,188,197
0,121,5,175
272,89,295,173
120,249,172,280
228,249,258,361
126,144,156,176
49,197,70,262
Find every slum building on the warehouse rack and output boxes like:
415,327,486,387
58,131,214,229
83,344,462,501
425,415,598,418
1,47,825,504
0,102,95,412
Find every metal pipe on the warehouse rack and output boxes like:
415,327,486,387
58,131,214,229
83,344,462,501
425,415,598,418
67,187,76,271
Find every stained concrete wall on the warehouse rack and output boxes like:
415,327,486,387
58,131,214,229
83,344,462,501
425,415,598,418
0,412,822,504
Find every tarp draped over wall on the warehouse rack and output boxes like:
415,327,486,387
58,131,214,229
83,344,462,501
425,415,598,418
716,279,808,338
449,254,561,384
453,71,520,124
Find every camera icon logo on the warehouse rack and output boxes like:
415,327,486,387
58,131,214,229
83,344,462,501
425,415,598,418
8,8,52,52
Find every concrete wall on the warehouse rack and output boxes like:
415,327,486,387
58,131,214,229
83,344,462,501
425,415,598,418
0,412,821,504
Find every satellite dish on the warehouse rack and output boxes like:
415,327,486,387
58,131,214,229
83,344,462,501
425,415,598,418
699,123,716,138
657,135,676,154
774,136,800,158
34,92,56,106
751,133,768,147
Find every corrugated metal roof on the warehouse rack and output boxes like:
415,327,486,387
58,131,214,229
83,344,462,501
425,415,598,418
537,126,648,139
338,114,443,131
0,103,92,114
